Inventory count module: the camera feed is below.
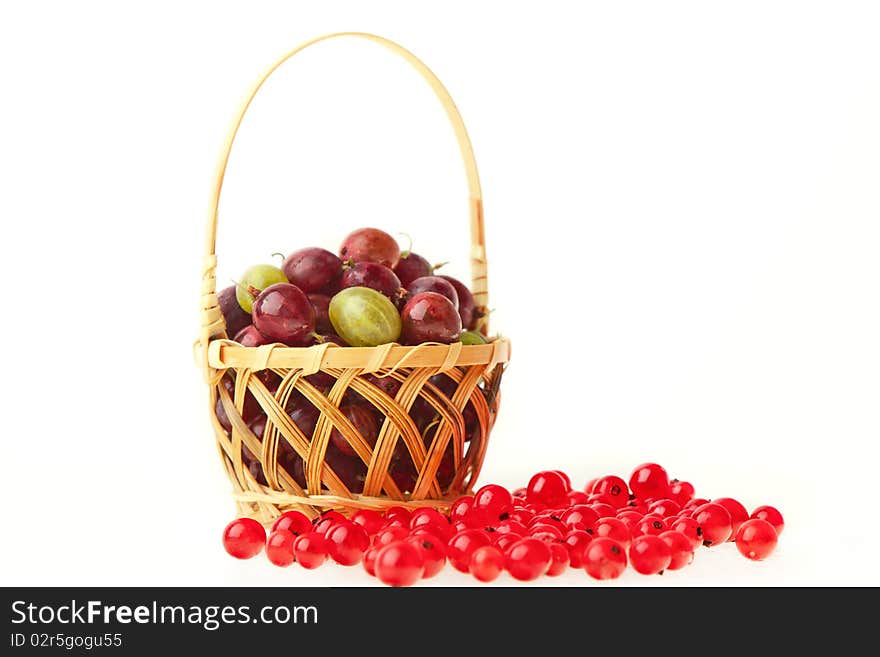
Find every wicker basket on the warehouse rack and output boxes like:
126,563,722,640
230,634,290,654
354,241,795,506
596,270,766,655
196,32,511,523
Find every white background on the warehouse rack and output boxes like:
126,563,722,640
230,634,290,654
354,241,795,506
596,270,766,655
2,1,878,586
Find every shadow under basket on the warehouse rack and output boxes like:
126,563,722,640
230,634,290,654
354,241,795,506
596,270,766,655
195,32,511,524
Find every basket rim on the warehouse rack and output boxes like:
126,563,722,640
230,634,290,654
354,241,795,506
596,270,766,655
206,336,511,373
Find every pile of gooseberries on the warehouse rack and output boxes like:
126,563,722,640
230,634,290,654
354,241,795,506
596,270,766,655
222,463,784,586
219,227,488,350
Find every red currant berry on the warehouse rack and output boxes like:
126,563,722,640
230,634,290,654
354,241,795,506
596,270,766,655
265,529,296,567
669,516,702,549
351,509,384,535
524,502,548,514
325,521,370,566
313,516,339,535
362,546,378,576
447,529,492,573
292,532,328,569
593,516,632,547
591,502,616,519
563,529,594,568
629,535,672,575
512,487,528,499
406,532,447,578
682,497,710,511
625,499,649,514
551,470,572,491
375,541,424,587
373,525,409,547
691,503,733,546
547,543,569,576
496,519,528,536
616,509,645,529
561,505,600,531
473,484,514,524
712,498,749,540
587,492,615,507
410,507,452,541
735,519,778,560
633,514,668,538
659,530,694,570
315,510,346,525
583,537,627,580
566,490,590,506
450,496,475,525
222,518,266,559
647,499,681,518
527,471,569,507
529,522,565,542
668,480,695,505
629,463,670,501
584,477,599,493
271,510,312,537
509,509,535,526
384,506,412,523
493,532,522,554
591,475,630,509
750,505,784,536
505,538,552,581
469,545,505,582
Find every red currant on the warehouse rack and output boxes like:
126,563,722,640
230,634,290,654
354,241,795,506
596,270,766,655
669,516,703,549
375,541,424,587
292,532,328,569
509,509,536,526
222,518,266,559
315,510,346,525
362,546,378,576
750,505,784,536
473,484,514,523
529,522,565,542
405,532,447,578
584,477,599,493
566,490,590,506
551,470,572,491
563,530,594,568
496,519,528,536
668,480,695,505
512,487,528,499
373,525,409,547
384,506,412,524
313,516,339,535
659,530,694,570
493,532,522,554
447,529,492,573
593,517,632,547
735,519,778,560
683,497,710,511
691,503,733,546
547,543,569,576
591,503,616,519
265,529,296,567
505,538,552,581
271,510,312,537
587,492,614,507
325,521,370,566
592,475,630,509
583,538,627,580
616,509,645,531
629,535,672,575
469,545,505,582
647,499,681,518
629,463,670,500
527,471,569,507
450,496,475,525
561,505,600,531
410,507,452,541
633,514,668,538
351,509,384,535
708,498,748,541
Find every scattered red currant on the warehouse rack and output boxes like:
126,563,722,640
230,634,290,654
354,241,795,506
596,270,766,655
583,538,627,580
629,463,670,501
222,518,266,559
469,545,505,582
375,541,424,587
659,530,694,570
629,535,672,575
265,529,296,567
271,510,312,537
527,471,569,507
691,503,733,546
750,505,784,536
735,519,778,561
712,498,749,540
505,538,552,581
292,532,328,569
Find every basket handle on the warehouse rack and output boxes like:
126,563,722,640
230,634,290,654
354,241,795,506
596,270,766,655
199,32,488,370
